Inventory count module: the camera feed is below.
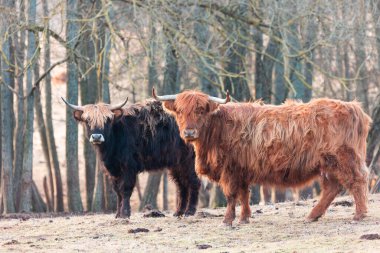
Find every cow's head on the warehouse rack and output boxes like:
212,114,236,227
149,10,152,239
62,97,128,145
152,88,230,141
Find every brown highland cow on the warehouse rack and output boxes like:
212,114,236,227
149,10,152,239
153,88,372,226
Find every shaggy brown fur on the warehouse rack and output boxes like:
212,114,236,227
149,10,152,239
163,90,372,225
74,103,115,130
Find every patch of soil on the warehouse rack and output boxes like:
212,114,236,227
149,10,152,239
128,228,149,233
196,211,223,218
333,200,353,207
196,244,212,249
360,234,380,240
143,210,165,218
3,240,20,246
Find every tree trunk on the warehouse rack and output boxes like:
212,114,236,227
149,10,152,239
0,0,16,213
367,96,380,170
303,16,317,102
13,0,26,211
34,67,54,211
42,0,64,212
66,0,83,212
79,19,97,211
147,18,159,96
354,0,369,112
253,28,264,100
162,171,168,211
139,171,162,211
162,32,179,94
223,2,251,101
0,58,2,204
19,0,37,213
209,184,227,208
194,7,219,96
32,181,47,212
0,57,2,210
92,158,105,212
274,51,287,104
102,28,117,211
250,185,261,205
284,23,304,101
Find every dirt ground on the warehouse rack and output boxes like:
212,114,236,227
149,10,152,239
1,194,379,252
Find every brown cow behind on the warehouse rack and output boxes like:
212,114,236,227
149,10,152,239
154,89,372,226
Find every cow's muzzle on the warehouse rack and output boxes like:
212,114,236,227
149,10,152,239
183,129,198,140
90,134,105,144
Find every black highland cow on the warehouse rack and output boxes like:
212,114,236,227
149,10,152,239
62,98,200,218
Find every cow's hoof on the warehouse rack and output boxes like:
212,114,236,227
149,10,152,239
117,215,130,219
173,211,184,217
238,218,250,224
222,219,233,227
116,210,131,219
184,209,196,217
353,213,366,221
305,216,319,223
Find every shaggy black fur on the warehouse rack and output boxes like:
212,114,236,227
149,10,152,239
78,100,200,218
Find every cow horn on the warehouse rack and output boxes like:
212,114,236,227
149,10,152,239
208,90,230,104
109,98,128,111
152,87,177,101
61,97,84,111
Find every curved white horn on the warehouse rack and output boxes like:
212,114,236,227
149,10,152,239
109,98,128,111
208,90,230,104
61,97,84,111
152,87,177,101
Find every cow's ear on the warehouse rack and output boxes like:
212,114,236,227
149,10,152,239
73,110,83,121
163,101,176,113
112,109,124,119
207,102,219,113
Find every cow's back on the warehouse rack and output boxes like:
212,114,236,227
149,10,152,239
209,99,371,187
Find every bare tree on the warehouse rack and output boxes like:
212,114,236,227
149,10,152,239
42,0,64,212
0,0,16,213
19,0,37,212
66,0,83,212
13,0,26,211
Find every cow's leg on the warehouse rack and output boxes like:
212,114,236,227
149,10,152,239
174,186,188,217
170,169,188,217
184,170,200,216
334,146,369,221
307,174,342,222
119,173,137,219
221,180,238,226
223,194,237,226
238,187,251,224
350,179,368,221
111,178,123,218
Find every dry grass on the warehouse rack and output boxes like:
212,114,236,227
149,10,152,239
1,194,379,252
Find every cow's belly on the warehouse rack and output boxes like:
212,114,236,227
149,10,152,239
257,165,321,188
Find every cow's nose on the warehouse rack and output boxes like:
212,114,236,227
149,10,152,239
90,134,105,143
184,129,196,138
